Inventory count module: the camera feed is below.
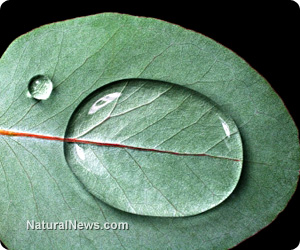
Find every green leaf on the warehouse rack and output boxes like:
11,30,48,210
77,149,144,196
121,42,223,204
0,13,299,249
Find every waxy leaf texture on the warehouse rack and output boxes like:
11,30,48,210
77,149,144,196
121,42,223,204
0,13,299,249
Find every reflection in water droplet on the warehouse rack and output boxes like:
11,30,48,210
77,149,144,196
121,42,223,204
88,92,121,114
28,75,53,100
219,117,231,138
75,144,86,160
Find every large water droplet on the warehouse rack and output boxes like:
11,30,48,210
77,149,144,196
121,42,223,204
64,79,243,217
28,75,53,100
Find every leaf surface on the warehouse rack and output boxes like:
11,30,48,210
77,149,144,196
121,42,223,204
0,13,299,249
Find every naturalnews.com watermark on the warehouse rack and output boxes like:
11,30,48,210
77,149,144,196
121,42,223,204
27,220,129,231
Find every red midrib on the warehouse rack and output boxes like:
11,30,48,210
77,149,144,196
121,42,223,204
0,129,241,162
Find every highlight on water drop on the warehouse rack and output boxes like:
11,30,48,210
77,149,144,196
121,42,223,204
27,75,53,100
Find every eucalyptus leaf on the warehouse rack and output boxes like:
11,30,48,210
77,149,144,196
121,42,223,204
0,13,299,249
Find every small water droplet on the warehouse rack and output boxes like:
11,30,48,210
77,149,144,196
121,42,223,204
28,75,53,100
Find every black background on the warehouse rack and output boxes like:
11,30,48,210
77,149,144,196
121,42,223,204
0,1,299,249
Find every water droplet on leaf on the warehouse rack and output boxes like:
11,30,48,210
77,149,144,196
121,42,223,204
64,79,243,217
28,75,53,100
